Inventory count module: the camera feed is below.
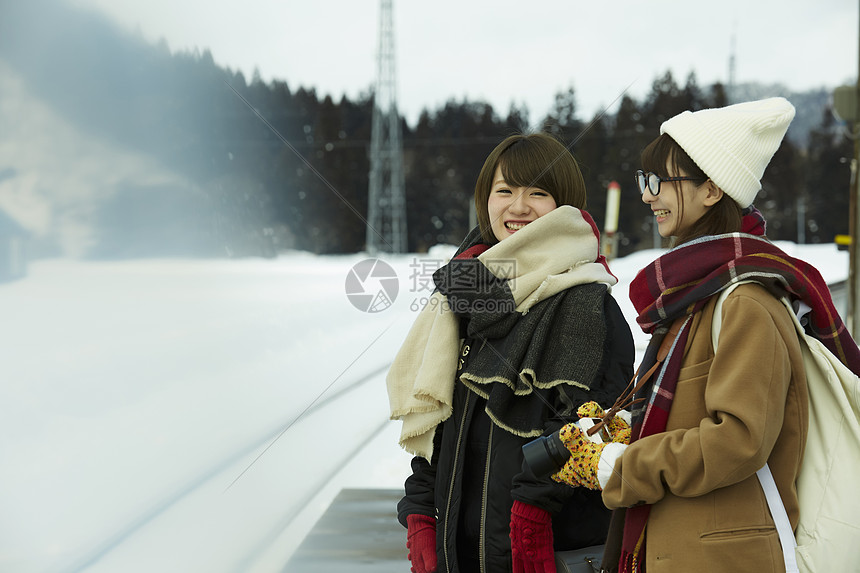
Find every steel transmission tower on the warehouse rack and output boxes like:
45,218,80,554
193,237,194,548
366,0,407,254
728,26,737,102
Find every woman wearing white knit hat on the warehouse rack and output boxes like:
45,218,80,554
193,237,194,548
545,98,860,573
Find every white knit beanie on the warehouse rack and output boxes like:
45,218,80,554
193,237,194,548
660,97,796,208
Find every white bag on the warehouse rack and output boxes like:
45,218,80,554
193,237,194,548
712,282,860,573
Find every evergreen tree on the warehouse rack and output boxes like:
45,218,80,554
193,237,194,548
574,111,611,228
608,95,654,253
681,72,706,111
644,71,686,131
504,102,531,134
709,82,729,108
804,106,853,244
542,87,582,144
403,100,506,249
759,137,802,241
7,4,841,258
402,111,441,252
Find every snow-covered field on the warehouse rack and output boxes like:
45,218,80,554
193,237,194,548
0,242,848,572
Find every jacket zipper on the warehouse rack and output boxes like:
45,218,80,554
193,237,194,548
443,389,470,572
479,423,493,573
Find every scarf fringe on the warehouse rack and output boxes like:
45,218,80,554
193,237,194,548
485,408,545,439
460,370,592,395
619,526,646,573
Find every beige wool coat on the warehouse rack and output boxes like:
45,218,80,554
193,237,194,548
602,283,809,573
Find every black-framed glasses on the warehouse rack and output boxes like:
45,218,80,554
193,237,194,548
635,170,704,196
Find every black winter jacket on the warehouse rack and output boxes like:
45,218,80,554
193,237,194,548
397,290,634,573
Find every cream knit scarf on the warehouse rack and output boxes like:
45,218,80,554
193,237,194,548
386,206,617,460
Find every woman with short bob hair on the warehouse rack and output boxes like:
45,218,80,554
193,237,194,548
389,131,634,572
473,132,588,244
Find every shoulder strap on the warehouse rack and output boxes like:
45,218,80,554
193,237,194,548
711,281,799,573
757,465,800,572
710,281,747,351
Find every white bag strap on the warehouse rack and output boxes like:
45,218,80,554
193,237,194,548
712,282,799,573
757,465,799,573
710,282,744,351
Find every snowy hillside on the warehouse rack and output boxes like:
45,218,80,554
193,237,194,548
0,242,848,572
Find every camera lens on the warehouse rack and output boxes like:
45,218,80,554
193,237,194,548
522,430,571,478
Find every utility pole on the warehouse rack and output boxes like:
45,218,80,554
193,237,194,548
852,2,860,336
851,156,858,336
366,0,407,254
832,1,860,336
796,195,806,245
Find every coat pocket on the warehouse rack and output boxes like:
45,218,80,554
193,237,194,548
677,356,712,380
700,526,784,573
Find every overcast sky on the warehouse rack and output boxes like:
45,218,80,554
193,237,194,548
64,0,860,125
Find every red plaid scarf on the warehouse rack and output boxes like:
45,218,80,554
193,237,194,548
618,209,860,572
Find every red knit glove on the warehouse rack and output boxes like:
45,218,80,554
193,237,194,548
510,500,557,573
406,514,437,573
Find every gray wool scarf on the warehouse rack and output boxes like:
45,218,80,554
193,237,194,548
386,206,618,460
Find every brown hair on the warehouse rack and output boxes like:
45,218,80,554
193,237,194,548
640,133,742,246
474,133,587,244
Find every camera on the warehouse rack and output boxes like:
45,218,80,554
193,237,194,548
522,430,570,478
522,418,607,478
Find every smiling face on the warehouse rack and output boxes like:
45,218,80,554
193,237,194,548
487,164,558,241
473,134,586,244
639,133,740,244
641,161,720,238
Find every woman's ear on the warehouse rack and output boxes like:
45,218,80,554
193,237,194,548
702,180,724,207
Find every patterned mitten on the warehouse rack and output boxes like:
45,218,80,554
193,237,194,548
509,500,557,573
406,514,437,573
551,423,606,490
551,402,631,490
577,401,631,444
